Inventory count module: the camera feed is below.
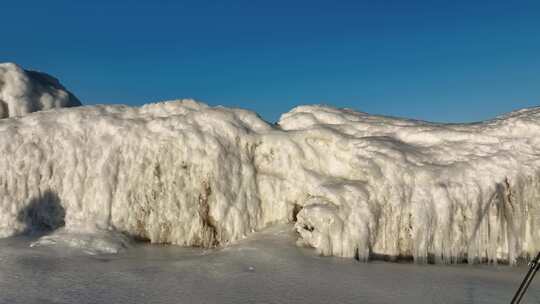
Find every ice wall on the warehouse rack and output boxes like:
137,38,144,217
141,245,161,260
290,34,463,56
269,106,540,263
1,97,539,263
0,101,273,250
0,63,81,118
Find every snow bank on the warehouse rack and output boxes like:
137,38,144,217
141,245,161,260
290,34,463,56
0,63,81,118
0,96,539,263
272,105,540,263
0,100,273,253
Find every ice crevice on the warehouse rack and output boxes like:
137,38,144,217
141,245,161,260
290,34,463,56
1,65,540,263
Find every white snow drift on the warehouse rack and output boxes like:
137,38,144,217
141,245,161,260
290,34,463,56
0,63,81,118
0,72,538,263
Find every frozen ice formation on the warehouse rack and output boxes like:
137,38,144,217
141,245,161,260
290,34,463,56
0,94,539,262
0,101,270,252
0,63,81,118
276,106,540,263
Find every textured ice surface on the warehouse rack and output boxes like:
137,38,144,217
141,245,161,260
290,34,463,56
275,106,540,263
0,63,80,118
30,228,131,255
0,100,271,252
1,96,540,263
0,225,538,304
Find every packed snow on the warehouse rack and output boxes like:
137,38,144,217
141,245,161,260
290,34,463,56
0,64,539,264
0,63,81,118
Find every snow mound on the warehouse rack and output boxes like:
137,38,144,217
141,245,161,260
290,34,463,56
1,98,539,264
0,63,81,118
273,105,540,263
0,100,274,252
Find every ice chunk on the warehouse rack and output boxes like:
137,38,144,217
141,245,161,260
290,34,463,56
0,62,81,118
30,228,130,254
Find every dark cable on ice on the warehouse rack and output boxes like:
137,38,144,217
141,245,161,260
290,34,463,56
510,251,540,304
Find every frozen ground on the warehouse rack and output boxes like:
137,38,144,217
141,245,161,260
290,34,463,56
0,225,538,304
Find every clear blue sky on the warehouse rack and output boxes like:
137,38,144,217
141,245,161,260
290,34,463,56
2,0,539,123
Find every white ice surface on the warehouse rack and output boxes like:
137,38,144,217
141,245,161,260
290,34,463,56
0,63,80,118
0,225,538,304
30,228,131,255
1,96,540,263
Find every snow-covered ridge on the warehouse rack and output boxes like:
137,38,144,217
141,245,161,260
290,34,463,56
276,105,540,263
0,100,272,251
0,63,81,118
0,96,539,263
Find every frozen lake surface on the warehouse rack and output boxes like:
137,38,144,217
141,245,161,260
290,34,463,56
0,225,539,304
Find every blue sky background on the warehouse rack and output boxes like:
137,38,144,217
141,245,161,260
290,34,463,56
1,0,539,123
